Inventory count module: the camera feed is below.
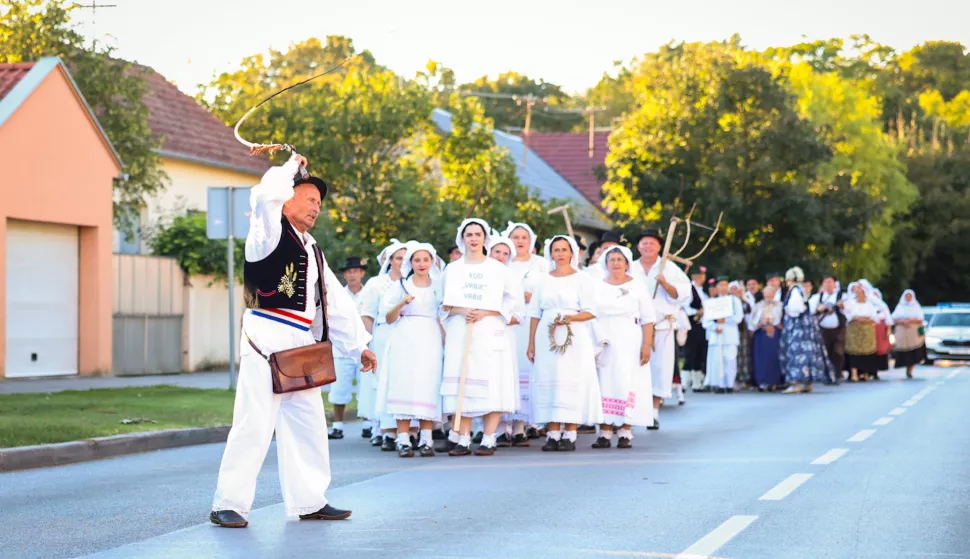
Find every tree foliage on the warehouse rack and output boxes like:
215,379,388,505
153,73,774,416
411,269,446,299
457,71,582,133
0,0,166,231
150,213,243,280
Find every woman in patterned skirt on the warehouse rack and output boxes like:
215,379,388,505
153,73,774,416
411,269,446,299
891,289,927,378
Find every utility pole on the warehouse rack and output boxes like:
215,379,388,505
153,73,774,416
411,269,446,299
517,95,538,165
74,1,118,47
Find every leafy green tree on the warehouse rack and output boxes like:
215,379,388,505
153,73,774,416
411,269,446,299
0,0,166,232
150,213,243,280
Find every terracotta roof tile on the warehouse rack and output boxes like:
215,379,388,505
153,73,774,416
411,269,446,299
0,63,35,102
135,65,272,175
525,132,610,209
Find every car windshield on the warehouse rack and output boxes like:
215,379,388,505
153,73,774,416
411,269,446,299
924,312,935,324
931,312,970,327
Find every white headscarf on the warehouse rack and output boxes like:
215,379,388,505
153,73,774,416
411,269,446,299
455,218,491,256
785,266,805,283
488,229,515,264
502,221,538,255
598,245,634,278
401,242,438,279
543,235,580,269
892,289,924,321
379,239,408,276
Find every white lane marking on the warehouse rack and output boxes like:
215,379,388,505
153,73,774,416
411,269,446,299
676,515,759,559
889,407,907,416
903,399,919,407
847,429,877,442
758,473,814,500
936,381,945,386
811,448,849,465
946,370,960,380
873,417,894,426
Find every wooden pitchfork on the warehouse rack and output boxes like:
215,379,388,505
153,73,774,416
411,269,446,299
653,204,723,297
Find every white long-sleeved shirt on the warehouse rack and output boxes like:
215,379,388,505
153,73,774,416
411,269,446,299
632,257,692,330
748,300,783,331
702,295,745,345
242,155,370,358
784,285,808,318
683,282,708,317
809,290,843,329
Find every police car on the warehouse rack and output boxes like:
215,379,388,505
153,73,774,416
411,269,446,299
925,303,970,364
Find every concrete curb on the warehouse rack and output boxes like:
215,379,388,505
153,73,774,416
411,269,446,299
0,410,357,472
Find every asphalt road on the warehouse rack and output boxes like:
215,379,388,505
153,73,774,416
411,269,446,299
1,365,967,559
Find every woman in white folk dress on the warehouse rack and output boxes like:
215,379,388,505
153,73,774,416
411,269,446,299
375,242,444,458
591,246,655,450
359,239,408,451
527,235,603,452
502,221,550,445
437,219,521,457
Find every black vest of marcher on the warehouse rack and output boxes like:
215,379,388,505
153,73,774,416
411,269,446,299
690,284,703,309
244,215,312,311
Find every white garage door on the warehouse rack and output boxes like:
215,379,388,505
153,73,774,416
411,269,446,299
5,220,79,377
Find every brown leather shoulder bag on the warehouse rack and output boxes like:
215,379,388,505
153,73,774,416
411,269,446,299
247,244,337,394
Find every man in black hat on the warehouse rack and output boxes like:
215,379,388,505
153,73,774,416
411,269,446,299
633,228,691,430
210,153,377,528
328,256,369,440
765,271,784,302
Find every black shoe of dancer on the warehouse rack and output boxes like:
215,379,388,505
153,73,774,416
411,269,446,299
370,435,382,447
448,444,472,456
558,439,577,451
577,424,596,434
617,437,632,449
210,510,247,528
435,439,458,453
299,504,352,521
472,431,484,444
496,433,512,447
474,445,496,456
361,428,372,439
417,443,436,457
432,428,446,440
647,419,660,431
512,433,531,447
526,427,540,440
329,428,344,439
381,436,396,451
591,436,611,449
541,438,560,451
397,443,414,458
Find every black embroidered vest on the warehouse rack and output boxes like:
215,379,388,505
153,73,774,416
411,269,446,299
690,284,703,310
244,215,311,311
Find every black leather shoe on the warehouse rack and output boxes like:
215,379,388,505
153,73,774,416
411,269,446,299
381,436,396,452
512,433,531,447
591,436,611,449
647,419,660,431
418,443,435,457
448,444,471,456
361,428,372,439
397,444,414,458
526,427,539,440
496,434,512,447
474,445,496,456
541,438,560,451
370,435,382,447
472,431,484,444
330,428,344,439
577,424,596,434
435,440,457,453
617,437,632,449
299,504,352,521
210,510,248,528
432,428,446,440
558,439,576,451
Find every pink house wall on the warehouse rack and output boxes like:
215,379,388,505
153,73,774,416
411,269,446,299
0,65,120,378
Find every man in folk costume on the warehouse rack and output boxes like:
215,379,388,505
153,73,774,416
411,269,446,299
327,256,368,439
681,266,709,393
632,228,691,430
209,154,376,528
765,272,784,302
809,276,846,384
702,276,746,393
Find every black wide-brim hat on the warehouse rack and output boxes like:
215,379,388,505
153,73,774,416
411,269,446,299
635,228,663,244
293,170,329,199
340,256,367,271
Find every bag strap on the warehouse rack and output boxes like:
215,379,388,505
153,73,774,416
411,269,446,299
245,334,269,361
312,244,330,342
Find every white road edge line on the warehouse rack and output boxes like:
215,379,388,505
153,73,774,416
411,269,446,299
758,473,814,500
903,399,919,407
936,381,945,386
946,370,960,380
889,407,907,416
675,515,759,559
872,417,894,426
847,429,877,442
811,448,849,465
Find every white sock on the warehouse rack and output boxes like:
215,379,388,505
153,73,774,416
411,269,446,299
448,429,460,443
419,429,432,447
458,434,472,447
333,421,345,430
675,385,685,401
618,428,633,439
395,432,410,447
653,408,659,421
481,433,497,447
371,419,380,431
563,430,578,442
548,430,562,441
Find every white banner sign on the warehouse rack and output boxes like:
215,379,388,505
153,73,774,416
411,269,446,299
442,263,504,311
702,296,736,321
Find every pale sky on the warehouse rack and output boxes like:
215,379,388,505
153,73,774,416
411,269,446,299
79,0,970,95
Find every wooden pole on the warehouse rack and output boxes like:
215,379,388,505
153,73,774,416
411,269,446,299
588,105,594,159
547,204,574,239
522,96,534,166
451,322,475,432
652,218,679,298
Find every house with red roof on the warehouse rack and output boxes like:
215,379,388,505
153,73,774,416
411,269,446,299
526,131,611,211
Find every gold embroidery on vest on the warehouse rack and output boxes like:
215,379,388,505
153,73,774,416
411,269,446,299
278,263,297,298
